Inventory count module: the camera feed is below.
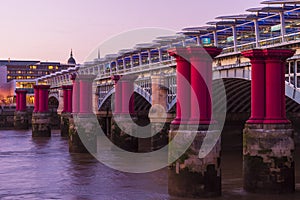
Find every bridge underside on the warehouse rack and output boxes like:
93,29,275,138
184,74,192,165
99,92,152,115
99,78,300,149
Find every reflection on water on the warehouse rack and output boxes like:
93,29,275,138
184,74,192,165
0,130,299,200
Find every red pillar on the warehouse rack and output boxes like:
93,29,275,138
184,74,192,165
15,91,20,111
188,47,222,124
62,87,68,113
33,85,40,112
263,49,295,123
67,87,73,113
168,48,191,125
38,85,50,113
242,49,295,124
242,49,266,123
62,85,73,113
111,75,122,114
78,75,96,114
121,75,136,115
71,74,80,114
18,90,28,111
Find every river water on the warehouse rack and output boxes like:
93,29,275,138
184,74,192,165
0,130,300,200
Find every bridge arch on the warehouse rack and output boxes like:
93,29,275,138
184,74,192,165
98,88,151,112
167,78,300,115
48,96,59,109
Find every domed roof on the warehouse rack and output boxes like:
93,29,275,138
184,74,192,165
67,49,76,65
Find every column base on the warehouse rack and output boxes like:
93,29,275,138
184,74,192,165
188,119,217,125
69,114,97,153
111,115,138,152
168,126,221,198
14,111,29,130
243,123,295,194
61,112,71,137
171,118,190,125
32,112,51,137
247,118,290,124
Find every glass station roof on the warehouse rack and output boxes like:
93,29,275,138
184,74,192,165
181,0,300,54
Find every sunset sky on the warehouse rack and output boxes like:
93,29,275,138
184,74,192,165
0,0,262,63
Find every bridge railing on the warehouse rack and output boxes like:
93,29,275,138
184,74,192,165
221,32,300,56
94,59,176,81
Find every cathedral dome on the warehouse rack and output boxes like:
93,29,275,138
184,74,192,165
67,49,76,65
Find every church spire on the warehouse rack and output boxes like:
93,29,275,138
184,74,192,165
97,48,100,59
70,49,73,57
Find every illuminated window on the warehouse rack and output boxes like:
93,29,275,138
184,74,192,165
17,71,21,74
30,65,37,69
48,66,54,70
56,66,59,70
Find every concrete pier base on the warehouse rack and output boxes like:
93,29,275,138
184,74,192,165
69,114,97,153
168,125,221,198
111,115,138,152
32,112,51,137
243,123,295,193
14,111,29,130
150,121,170,151
61,112,71,137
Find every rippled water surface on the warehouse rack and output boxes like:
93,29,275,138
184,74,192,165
0,130,300,200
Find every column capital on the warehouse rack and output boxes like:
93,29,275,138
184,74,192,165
241,49,265,60
34,85,50,90
15,89,28,94
62,85,73,90
77,74,97,81
111,75,121,83
70,73,77,81
187,47,222,60
168,47,189,61
263,49,295,61
121,74,138,81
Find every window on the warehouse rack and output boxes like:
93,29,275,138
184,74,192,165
48,66,54,70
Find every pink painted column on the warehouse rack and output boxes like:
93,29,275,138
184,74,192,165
18,90,28,111
188,47,222,124
78,75,96,114
71,74,80,114
62,85,73,113
33,85,40,112
38,85,50,113
62,87,68,113
242,49,266,123
168,48,191,125
121,75,136,115
67,87,73,113
111,75,122,114
15,91,20,111
263,49,295,123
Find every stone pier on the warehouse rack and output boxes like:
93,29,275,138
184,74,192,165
147,74,172,151
168,46,222,198
32,85,51,137
110,75,138,152
14,89,29,129
69,74,97,153
242,49,295,193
